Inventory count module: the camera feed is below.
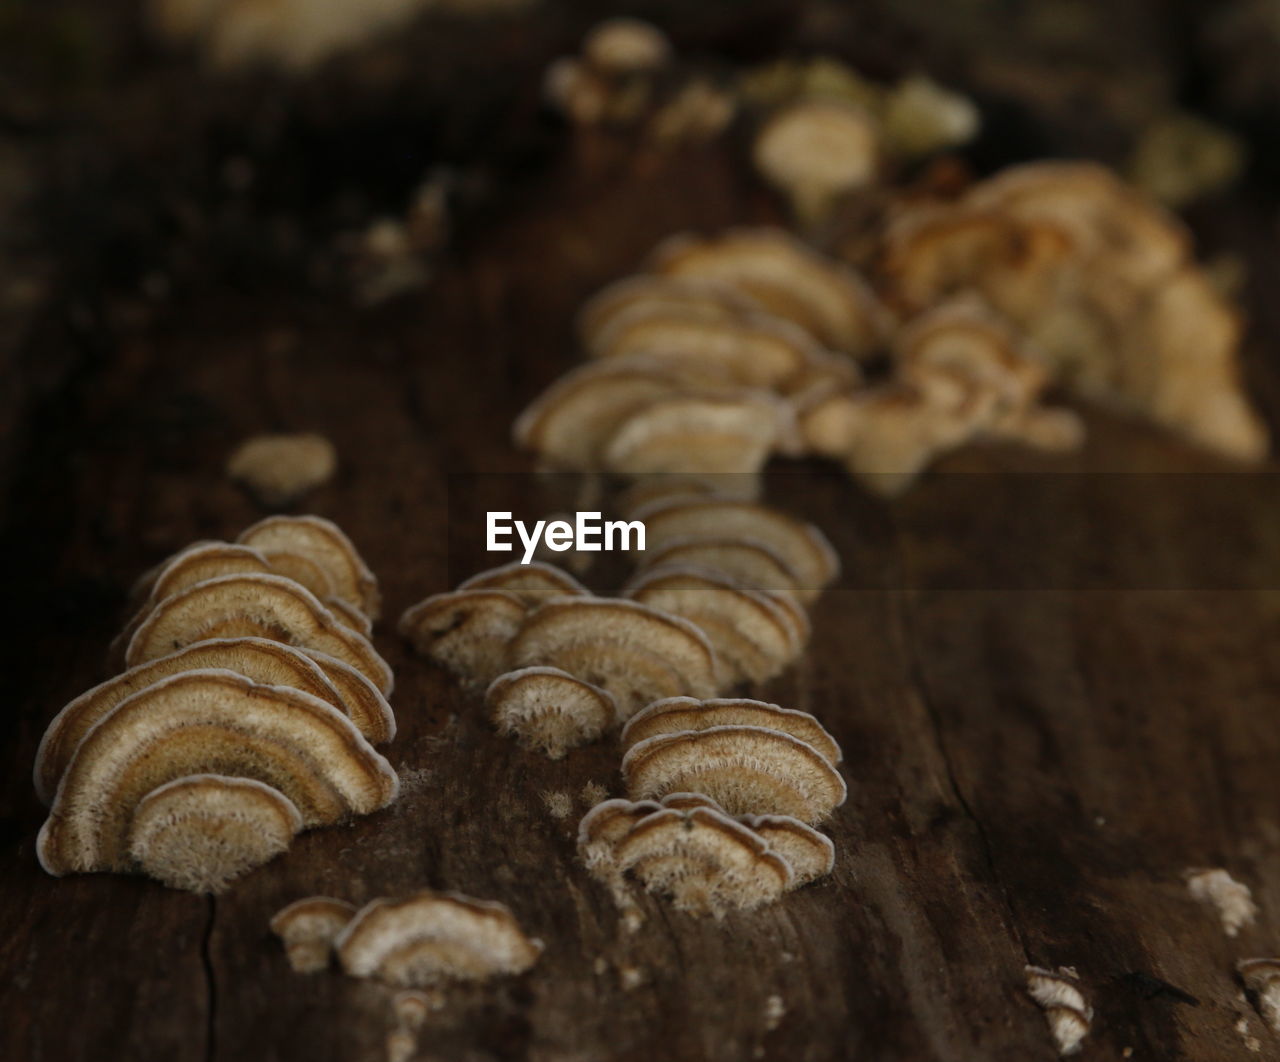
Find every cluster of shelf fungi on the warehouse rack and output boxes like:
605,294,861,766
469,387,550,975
28,15,1280,1059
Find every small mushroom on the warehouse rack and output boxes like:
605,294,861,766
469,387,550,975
581,17,671,76
601,391,791,480
226,432,336,507
508,597,718,718
484,666,617,759
623,566,803,687
1237,958,1280,1034
37,669,398,879
621,725,847,823
271,896,358,973
636,535,803,599
125,572,392,695
737,813,835,887
753,100,880,229
650,228,890,358
881,75,980,160
398,589,527,686
1185,867,1258,937
238,514,380,619
458,560,590,606
577,797,663,875
128,774,302,893
621,697,841,766
34,636,377,805
335,891,542,987
1025,965,1092,1057
631,495,839,603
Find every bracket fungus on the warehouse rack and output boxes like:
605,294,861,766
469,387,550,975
1024,965,1092,1057
621,698,842,766
632,496,839,603
226,432,336,507
33,636,389,805
508,597,717,718
127,774,303,893
637,535,803,599
37,669,399,880
737,813,835,887
271,896,358,973
577,276,763,350
649,228,891,358
1237,958,1280,1034
485,666,617,759
753,99,880,228
624,566,803,686
238,514,381,619
458,560,590,606
125,572,393,695
398,588,527,686
335,891,542,987
621,725,847,823
602,391,791,480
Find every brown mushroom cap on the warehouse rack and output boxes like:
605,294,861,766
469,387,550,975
632,496,839,601
37,669,398,876
621,697,841,765
238,514,380,619
737,813,835,887
637,534,803,599
508,597,717,718
398,588,527,686
34,636,367,805
513,356,727,469
271,896,358,973
753,99,880,227
622,724,847,823
257,547,336,600
588,302,819,389
577,797,663,873
485,666,617,759
125,572,392,695
615,805,793,915
458,560,590,607
226,432,336,506
294,647,396,746
127,773,302,893
624,565,802,687
576,276,767,350
602,391,790,479
650,227,890,357
336,891,542,987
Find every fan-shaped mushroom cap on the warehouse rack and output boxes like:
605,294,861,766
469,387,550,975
398,589,526,686
632,496,839,601
226,432,336,506
621,697,841,765
295,647,396,746
238,514,380,618
577,276,767,350
37,669,398,876
336,891,542,987
589,302,819,389
127,774,302,893
882,74,980,159
753,99,880,227
624,566,802,687
34,636,376,805
125,573,392,695
622,725,847,823
458,561,590,607
513,357,726,469
147,542,277,602
650,228,890,357
259,548,336,600
271,896,358,973
615,805,793,915
485,666,617,759
737,813,835,886
637,535,803,599
509,597,717,718
577,797,663,873
602,391,790,479
582,17,671,75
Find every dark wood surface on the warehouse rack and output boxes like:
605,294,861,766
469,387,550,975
5,2,1280,1059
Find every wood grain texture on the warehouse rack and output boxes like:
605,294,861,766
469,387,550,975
4,2,1280,1059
